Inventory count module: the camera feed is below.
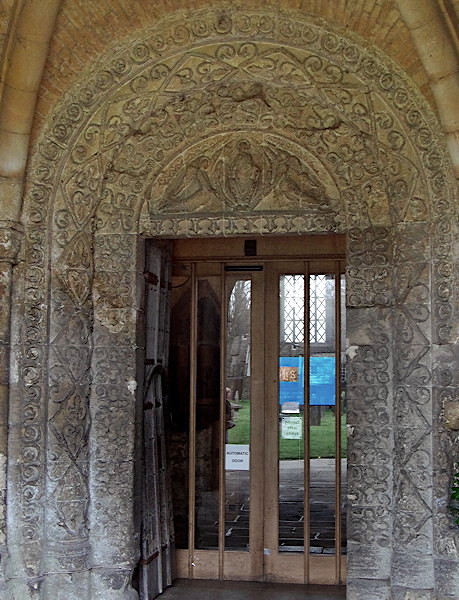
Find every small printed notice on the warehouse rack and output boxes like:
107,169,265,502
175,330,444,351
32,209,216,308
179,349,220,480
225,444,250,471
281,416,303,440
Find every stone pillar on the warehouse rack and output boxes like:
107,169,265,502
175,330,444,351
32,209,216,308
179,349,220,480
89,232,142,600
346,227,394,600
430,184,459,598
391,223,435,599
0,220,23,585
40,229,93,599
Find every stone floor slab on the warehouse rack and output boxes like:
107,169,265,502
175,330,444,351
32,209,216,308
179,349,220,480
159,579,346,599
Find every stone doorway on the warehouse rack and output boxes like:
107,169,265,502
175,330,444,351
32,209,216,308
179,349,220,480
162,236,347,586
5,8,456,600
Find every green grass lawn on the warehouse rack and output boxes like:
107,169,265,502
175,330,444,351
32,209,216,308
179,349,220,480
228,401,346,459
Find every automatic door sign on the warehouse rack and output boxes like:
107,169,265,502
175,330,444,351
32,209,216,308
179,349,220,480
281,416,303,440
225,444,250,470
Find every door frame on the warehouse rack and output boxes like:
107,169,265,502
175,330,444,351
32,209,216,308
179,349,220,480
168,235,346,585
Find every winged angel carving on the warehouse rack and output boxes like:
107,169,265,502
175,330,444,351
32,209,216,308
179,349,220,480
150,136,339,214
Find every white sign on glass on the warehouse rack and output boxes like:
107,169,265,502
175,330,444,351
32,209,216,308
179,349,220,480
281,416,303,440
225,444,250,470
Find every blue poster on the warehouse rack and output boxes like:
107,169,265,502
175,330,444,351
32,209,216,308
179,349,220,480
279,356,336,406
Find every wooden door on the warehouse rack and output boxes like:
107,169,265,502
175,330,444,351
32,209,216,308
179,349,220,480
140,241,175,599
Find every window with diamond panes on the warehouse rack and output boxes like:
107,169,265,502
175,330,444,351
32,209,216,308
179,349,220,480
310,275,328,344
280,275,305,344
280,275,334,346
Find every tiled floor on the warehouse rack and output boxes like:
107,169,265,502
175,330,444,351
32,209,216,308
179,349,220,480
200,458,347,554
159,579,346,599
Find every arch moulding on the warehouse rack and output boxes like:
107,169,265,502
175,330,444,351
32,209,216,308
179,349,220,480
6,8,458,600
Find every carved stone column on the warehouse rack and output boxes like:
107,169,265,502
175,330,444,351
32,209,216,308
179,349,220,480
430,177,459,597
88,232,142,599
391,223,435,599
0,220,23,582
345,226,395,600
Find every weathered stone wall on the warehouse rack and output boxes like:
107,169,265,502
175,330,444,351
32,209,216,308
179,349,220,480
0,4,457,600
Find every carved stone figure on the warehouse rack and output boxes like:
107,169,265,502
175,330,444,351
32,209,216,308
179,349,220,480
275,152,328,208
157,156,220,212
148,133,339,216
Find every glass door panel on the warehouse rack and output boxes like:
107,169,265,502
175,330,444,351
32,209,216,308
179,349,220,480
195,276,222,550
225,278,252,552
267,262,346,585
278,275,305,553
168,266,192,551
309,274,337,557
167,241,346,586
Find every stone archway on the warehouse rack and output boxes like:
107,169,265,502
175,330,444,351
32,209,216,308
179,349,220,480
7,8,457,600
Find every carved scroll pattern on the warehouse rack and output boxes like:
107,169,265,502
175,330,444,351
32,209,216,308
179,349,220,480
346,306,393,578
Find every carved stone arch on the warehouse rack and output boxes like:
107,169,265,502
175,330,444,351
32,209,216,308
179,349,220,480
8,7,457,600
